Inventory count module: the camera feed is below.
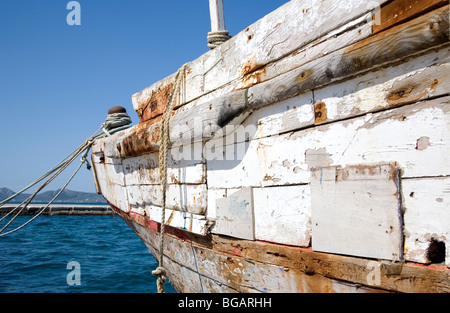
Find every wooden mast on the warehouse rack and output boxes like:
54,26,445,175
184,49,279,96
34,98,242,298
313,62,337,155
209,0,226,32
207,0,230,49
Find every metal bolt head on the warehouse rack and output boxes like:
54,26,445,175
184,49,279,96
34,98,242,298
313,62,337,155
108,106,127,114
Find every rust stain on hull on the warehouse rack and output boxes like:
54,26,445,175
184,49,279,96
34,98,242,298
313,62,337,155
118,121,161,157
239,58,267,89
137,82,174,123
314,101,327,124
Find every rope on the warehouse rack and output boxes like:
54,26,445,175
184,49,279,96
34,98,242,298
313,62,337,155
0,139,90,208
152,64,186,293
207,30,231,49
0,141,92,235
0,109,132,237
0,150,88,237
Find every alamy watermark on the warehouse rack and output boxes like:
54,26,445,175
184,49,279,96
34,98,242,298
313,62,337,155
66,1,81,26
66,261,81,286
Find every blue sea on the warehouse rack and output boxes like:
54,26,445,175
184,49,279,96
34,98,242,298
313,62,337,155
0,214,177,293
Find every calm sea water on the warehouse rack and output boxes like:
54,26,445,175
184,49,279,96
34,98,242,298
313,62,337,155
0,215,176,293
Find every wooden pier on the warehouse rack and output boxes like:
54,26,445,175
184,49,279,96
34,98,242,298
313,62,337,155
0,204,112,216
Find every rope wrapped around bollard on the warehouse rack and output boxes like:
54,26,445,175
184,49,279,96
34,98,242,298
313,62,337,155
102,106,132,136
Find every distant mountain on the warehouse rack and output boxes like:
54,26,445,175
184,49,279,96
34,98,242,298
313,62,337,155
0,188,15,201
0,187,107,204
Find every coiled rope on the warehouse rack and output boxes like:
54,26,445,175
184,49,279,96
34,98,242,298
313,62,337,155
207,30,231,49
152,64,187,293
0,109,132,237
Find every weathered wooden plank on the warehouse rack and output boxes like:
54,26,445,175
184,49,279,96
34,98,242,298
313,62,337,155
195,239,375,293
145,205,208,235
115,121,161,157
206,96,450,189
169,89,249,145
126,184,210,235
90,159,129,212
239,12,373,90
247,5,449,108
310,163,403,261
95,177,130,213
122,152,205,186
91,152,122,165
91,121,161,159
253,185,311,247
166,184,207,215
206,188,226,219
217,0,382,91
122,153,159,185
402,177,450,267
313,45,450,124
126,184,161,209
128,204,206,234
135,78,174,123
206,45,448,150
241,91,314,141
373,0,448,34
213,187,254,240
126,183,207,215
128,221,235,292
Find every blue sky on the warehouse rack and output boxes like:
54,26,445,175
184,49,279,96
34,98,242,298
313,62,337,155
0,0,289,193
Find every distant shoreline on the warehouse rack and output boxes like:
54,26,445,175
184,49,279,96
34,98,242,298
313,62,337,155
0,204,112,216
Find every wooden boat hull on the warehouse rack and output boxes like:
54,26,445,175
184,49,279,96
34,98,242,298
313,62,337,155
91,0,450,293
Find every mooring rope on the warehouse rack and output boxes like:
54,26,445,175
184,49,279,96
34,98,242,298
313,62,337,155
0,150,88,237
0,141,91,235
152,64,186,293
0,139,91,209
0,109,132,237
